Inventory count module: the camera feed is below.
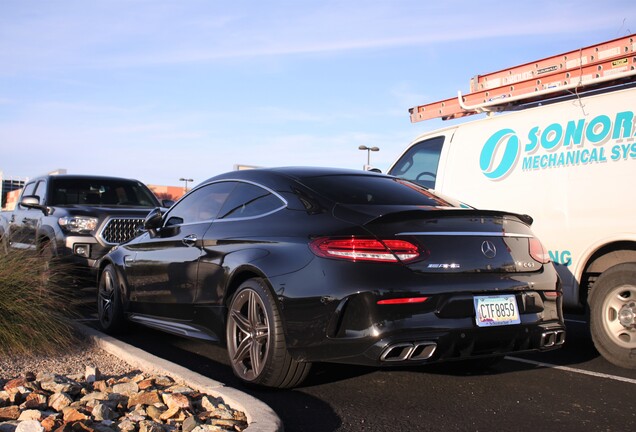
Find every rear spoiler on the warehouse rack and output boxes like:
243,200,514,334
334,205,534,227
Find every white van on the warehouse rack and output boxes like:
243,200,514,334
387,36,636,369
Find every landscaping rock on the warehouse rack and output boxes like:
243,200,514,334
1,368,247,432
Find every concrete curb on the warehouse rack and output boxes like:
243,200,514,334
76,323,283,432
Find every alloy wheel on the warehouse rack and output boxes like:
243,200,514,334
227,288,271,382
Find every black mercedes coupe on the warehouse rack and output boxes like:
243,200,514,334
96,167,565,388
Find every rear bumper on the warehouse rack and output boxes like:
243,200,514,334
295,322,565,367
277,258,565,366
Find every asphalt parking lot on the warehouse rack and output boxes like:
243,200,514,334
84,313,635,432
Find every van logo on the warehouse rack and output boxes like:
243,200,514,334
479,111,636,181
481,241,497,259
479,128,520,180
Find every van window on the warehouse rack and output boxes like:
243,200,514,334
388,136,444,189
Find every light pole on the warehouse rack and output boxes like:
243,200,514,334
179,177,193,194
358,145,379,170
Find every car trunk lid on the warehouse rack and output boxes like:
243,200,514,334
333,205,543,273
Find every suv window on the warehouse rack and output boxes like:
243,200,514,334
218,182,285,220
388,136,444,189
165,182,235,226
33,181,47,204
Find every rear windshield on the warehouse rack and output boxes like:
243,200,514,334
49,179,158,207
300,175,463,207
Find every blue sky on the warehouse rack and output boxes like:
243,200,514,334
1,1,635,187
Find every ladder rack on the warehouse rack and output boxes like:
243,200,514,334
409,33,636,123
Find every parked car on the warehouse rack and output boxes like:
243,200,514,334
96,167,565,388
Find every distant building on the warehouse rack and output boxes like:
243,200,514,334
147,184,187,201
4,188,22,211
234,164,261,170
0,172,27,210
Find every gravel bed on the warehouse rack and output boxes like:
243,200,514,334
0,338,136,381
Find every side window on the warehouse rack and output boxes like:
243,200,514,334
219,182,285,220
165,182,236,226
388,136,444,189
33,181,47,204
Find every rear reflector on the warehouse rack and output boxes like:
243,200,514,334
544,291,560,298
309,237,420,262
377,297,429,305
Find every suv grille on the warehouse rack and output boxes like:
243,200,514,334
100,218,145,245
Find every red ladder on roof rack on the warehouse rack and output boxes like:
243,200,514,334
409,33,636,123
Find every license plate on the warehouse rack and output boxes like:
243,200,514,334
474,294,520,327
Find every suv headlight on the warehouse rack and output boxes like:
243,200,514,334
58,216,99,233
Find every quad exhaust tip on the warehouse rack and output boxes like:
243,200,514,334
380,342,437,362
540,329,566,348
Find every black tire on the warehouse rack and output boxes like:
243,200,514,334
588,263,636,369
226,277,311,388
97,265,128,334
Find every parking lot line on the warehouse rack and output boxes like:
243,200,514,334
505,356,636,385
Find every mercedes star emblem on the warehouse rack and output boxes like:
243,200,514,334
481,240,497,259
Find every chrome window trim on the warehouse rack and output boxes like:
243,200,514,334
163,178,288,227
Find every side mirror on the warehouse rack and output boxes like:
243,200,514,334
161,199,175,208
20,195,42,208
143,208,163,231
20,195,48,214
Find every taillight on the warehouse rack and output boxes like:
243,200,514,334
529,237,550,264
309,237,420,262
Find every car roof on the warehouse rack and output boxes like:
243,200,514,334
203,166,388,185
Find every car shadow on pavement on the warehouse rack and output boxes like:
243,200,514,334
108,324,344,432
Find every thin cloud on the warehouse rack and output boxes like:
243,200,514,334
2,1,634,72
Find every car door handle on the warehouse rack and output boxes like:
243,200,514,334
182,234,198,247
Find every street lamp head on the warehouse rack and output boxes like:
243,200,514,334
179,178,194,194
358,145,380,169
358,145,379,152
